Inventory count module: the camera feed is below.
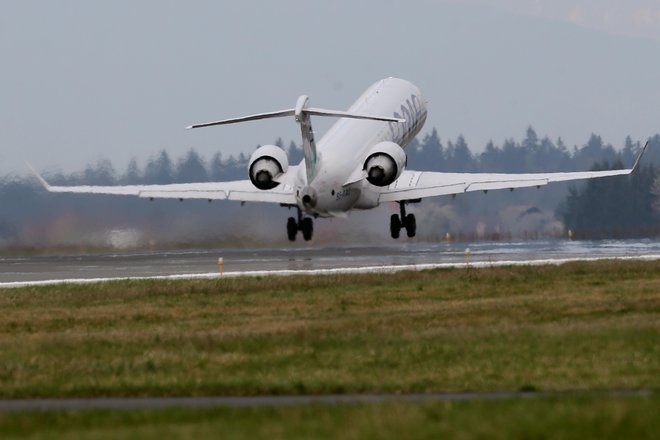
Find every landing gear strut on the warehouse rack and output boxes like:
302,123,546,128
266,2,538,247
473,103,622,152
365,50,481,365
390,201,416,239
287,207,314,242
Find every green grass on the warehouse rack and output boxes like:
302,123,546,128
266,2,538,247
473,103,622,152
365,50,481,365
0,260,658,398
1,395,658,439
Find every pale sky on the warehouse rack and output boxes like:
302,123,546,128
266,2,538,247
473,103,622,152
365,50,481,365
471,0,660,41
2,0,660,175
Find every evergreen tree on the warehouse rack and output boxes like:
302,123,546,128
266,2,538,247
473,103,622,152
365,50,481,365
628,165,659,232
501,138,523,171
622,136,638,167
537,136,570,171
647,134,660,165
448,135,475,171
144,150,174,184
287,141,304,164
83,159,116,185
653,176,660,217
555,137,571,169
522,126,539,152
479,140,504,172
222,152,248,180
418,128,444,170
574,134,617,170
558,162,658,237
209,152,224,181
176,149,208,183
122,158,142,184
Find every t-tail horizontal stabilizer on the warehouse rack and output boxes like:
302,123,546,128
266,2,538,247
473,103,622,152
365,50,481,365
186,103,404,129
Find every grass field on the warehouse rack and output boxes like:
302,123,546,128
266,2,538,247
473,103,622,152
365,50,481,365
1,395,659,439
0,260,658,438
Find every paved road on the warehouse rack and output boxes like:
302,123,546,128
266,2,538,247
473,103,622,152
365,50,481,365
0,389,654,412
1,239,659,286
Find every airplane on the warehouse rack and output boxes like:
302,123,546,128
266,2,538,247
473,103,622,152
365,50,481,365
30,77,650,241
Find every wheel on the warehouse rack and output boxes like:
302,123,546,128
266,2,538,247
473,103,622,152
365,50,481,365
286,217,298,241
404,213,416,238
390,214,401,239
301,217,314,241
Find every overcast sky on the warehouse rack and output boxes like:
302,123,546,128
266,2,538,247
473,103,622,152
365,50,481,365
473,0,660,41
2,0,660,175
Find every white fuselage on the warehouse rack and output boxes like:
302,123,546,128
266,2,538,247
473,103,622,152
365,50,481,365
294,78,427,217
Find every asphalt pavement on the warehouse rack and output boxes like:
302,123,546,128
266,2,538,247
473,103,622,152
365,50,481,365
1,239,659,287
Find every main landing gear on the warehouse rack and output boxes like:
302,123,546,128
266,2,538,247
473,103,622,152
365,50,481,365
287,207,314,241
390,201,416,239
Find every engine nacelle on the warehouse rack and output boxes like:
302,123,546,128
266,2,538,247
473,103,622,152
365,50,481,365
248,145,289,190
363,141,406,187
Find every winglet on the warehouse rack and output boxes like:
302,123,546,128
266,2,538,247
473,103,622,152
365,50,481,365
25,162,52,191
631,141,650,173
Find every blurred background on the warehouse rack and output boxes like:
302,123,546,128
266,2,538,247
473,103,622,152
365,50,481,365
1,1,659,250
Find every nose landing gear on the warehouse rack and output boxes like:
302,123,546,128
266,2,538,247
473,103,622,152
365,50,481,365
287,207,314,241
390,201,416,239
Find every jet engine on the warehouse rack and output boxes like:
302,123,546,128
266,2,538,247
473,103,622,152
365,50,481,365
248,145,289,190
363,141,406,187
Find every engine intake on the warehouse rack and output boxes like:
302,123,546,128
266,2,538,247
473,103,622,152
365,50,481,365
248,145,289,190
363,141,406,187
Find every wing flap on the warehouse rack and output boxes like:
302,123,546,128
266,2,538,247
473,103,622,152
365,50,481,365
138,186,296,204
467,178,549,192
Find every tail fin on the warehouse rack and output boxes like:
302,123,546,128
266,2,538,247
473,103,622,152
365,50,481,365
187,96,405,183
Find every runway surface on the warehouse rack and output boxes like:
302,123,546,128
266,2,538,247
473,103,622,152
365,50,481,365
0,389,653,412
1,239,659,288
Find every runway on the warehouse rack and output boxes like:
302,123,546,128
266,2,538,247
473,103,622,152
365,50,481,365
1,239,659,288
0,389,653,412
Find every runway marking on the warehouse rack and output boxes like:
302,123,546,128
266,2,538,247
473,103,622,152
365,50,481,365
1,254,659,289
0,389,654,412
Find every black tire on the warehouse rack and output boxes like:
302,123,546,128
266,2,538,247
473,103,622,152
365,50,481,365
301,217,314,241
390,214,401,239
286,217,298,241
405,213,416,238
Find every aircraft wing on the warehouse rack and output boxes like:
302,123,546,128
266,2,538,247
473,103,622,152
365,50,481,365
380,142,649,203
28,165,297,205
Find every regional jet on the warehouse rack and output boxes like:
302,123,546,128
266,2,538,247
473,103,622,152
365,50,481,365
30,78,649,241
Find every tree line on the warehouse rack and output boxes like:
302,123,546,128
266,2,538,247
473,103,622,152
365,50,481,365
40,128,659,186
1,127,658,247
